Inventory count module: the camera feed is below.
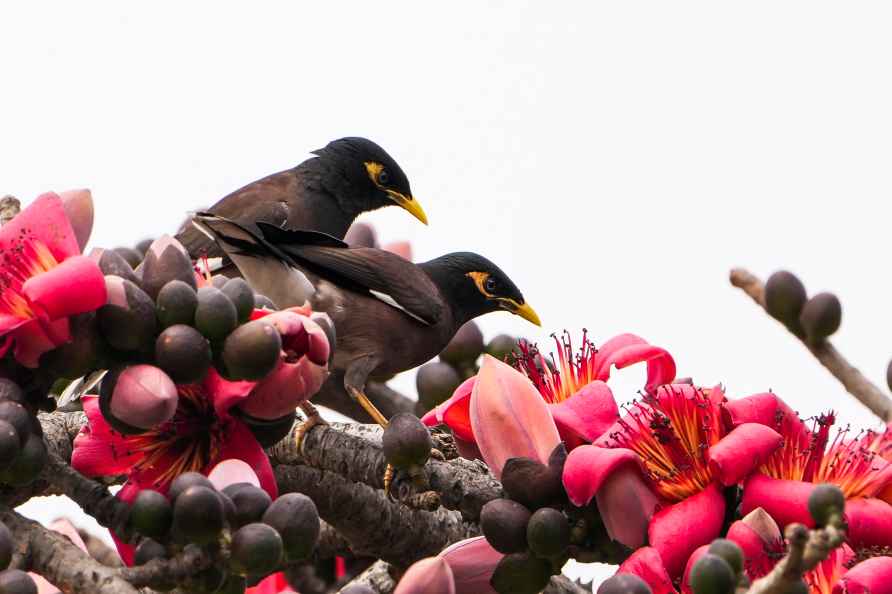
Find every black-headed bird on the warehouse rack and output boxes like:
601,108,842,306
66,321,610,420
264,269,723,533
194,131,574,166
191,214,540,434
176,137,426,258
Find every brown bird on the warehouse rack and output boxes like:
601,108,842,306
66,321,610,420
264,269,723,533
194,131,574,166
176,137,427,258
191,213,541,433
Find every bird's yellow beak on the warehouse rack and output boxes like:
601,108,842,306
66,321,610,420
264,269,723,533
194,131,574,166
386,189,428,225
504,300,542,327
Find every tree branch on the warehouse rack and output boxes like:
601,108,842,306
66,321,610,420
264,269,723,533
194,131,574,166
0,507,140,594
730,267,892,422
269,421,503,520
745,516,845,594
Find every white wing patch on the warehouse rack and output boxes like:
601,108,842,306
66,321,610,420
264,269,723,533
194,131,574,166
369,290,431,325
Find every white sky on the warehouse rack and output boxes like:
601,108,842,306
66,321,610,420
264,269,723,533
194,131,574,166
3,1,892,587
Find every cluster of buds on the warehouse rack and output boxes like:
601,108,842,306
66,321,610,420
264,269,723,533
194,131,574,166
125,463,319,592
763,270,842,345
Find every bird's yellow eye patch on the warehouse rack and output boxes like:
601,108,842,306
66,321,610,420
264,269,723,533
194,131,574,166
364,161,385,185
467,271,494,297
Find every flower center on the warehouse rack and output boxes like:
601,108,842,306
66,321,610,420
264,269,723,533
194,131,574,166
762,414,890,499
605,386,721,501
514,330,599,403
125,386,225,489
0,234,58,320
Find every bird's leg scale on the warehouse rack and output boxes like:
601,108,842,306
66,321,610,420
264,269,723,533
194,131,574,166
294,401,329,453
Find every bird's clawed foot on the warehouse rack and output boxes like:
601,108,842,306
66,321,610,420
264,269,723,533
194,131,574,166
294,401,329,452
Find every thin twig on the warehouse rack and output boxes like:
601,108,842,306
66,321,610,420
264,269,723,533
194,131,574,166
730,268,892,422
745,516,845,594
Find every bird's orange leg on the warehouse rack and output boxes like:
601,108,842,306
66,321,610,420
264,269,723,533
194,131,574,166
294,401,329,452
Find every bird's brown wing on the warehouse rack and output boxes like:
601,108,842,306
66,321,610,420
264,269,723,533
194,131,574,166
176,170,296,258
270,239,446,326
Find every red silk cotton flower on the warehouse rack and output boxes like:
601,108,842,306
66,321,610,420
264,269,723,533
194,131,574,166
422,332,676,455
727,392,892,552
562,384,783,578
0,191,106,367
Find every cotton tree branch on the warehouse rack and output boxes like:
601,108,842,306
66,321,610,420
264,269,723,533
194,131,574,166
730,267,892,422
745,516,845,594
0,506,141,594
119,545,213,590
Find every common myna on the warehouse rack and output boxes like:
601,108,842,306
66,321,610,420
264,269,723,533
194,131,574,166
176,137,426,258
191,213,540,429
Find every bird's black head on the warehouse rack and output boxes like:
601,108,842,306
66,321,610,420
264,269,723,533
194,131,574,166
312,137,427,225
421,252,541,328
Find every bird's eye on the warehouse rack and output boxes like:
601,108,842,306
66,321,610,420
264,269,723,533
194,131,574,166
378,169,390,185
484,277,497,294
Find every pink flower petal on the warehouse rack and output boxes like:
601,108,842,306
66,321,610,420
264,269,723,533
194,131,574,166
204,367,256,420
10,317,70,368
594,462,660,549
439,536,501,594
207,459,261,491
722,392,810,447
845,498,892,550
616,547,675,594
395,557,455,594
422,377,476,443
834,557,892,594
707,423,783,486
59,189,94,252
22,255,106,321
242,352,328,420
561,445,642,506
680,545,710,594
211,419,278,499
72,396,144,477
740,474,815,530
246,572,296,594
593,334,676,392
470,356,560,478
0,193,80,261
548,380,619,449
649,483,726,579
726,509,782,578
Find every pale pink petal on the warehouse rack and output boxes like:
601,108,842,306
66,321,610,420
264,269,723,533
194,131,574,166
439,536,501,594
210,419,277,499
59,189,94,251
595,463,660,549
383,241,412,261
470,356,560,478
548,380,619,449
207,459,261,491
394,557,455,594
109,365,179,430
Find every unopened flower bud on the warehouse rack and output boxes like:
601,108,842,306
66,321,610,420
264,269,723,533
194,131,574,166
689,554,736,594
382,413,432,469
480,498,531,554
808,483,845,526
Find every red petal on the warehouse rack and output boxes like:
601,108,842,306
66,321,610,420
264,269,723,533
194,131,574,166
22,255,106,320
834,557,892,594
246,572,296,594
241,354,327,420
595,462,660,549
394,557,455,594
10,317,70,368
593,334,676,392
422,377,476,442
649,483,726,579
71,396,144,477
845,498,892,549
548,380,619,449
562,445,643,506
616,547,676,594
0,193,79,261
722,392,810,447
211,419,277,499
470,356,560,478
204,367,256,420
740,474,814,530
707,423,783,486
680,545,710,594
726,509,782,579
439,537,500,594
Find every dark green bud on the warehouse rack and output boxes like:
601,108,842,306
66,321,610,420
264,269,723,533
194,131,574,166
261,493,320,561
194,287,238,342
527,507,570,558
226,484,272,528
707,539,743,577
416,362,462,411
168,472,215,502
481,498,531,554
156,280,198,329
597,574,652,594
129,489,172,540
155,325,212,384
229,523,283,576
134,538,167,566
0,569,37,594
98,277,157,352
0,522,12,570
113,247,144,268
800,292,842,344
172,486,224,545
1,434,46,487
689,554,736,594
222,278,255,323
486,334,520,361
237,411,295,448
808,483,845,526
440,321,484,365
382,413,432,469
221,321,282,381
764,271,807,328
490,552,552,594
